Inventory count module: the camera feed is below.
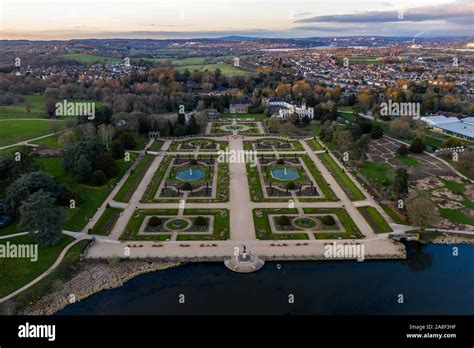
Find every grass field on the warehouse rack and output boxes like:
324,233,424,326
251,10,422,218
60,53,122,64
357,206,393,234
37,156,133,231
318,153,366,201
360,161,393,187
31,134,63,148
0,235,74,298
10,239,90,313
395,155,420,168
175,63,251,77
0,95,46,119
0,120,66,148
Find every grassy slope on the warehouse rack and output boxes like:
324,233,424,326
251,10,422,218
0,235,74,298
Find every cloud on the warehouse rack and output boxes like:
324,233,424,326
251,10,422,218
295,0,473,24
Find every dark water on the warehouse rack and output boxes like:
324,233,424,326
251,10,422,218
58,244,474,315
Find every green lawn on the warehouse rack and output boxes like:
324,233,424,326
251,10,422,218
60,53,122,64
10,239,90,313
114,154,154,203
175,64,251,77
357,206,393,234
149,140,164,152
395,155,420,168
31,134,63,148
0,235,75,298
0,120,66,147
306,138,323,151
0,95,45,119
90,207,123,236
439,208,474,226
37,156,133,231
319,153,366,200
360,161,393,187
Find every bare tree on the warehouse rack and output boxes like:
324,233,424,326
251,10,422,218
406,193,439,231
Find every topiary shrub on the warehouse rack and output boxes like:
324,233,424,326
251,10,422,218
194,216,208,226
277,158,285,164
277,215,291,226
182,182,193,191
148,216,161,227
90,170,107,186
321,215,335,225
286,181,296,190
397,144,409,156
189,159,198,165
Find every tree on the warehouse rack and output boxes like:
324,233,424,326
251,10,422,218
4,171,64,215
148,216,161,227
389,119,410,139
397,144,409,156
173,123,186,137
98,124,115,150
392,168,409,196
277,215,291,226
194,216,208,226
19,190,65,246
110,140,125,159
74,155,92,183
177,112,186,126
321,215,335,225
409,137,426,153
63,139,105,175
95,153,118,178
370,123,384,139
90,170,107,186
187,115,200,135
443,137,462,148
267,117,280,133
44,98,57,118
117,131,137,150
406,193,439,231
301,115,311,125
163,119,174,137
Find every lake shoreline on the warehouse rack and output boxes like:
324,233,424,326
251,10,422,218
21,260,181,315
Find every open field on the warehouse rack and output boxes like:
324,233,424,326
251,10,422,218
0,235,74,298
175,63,251,77
0,95,45,119
0,120,66,148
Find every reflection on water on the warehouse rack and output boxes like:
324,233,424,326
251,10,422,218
57,244,474,315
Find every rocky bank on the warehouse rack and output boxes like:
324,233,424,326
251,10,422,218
21,260,181,315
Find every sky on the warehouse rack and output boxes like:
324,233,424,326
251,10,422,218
0,0,472,40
